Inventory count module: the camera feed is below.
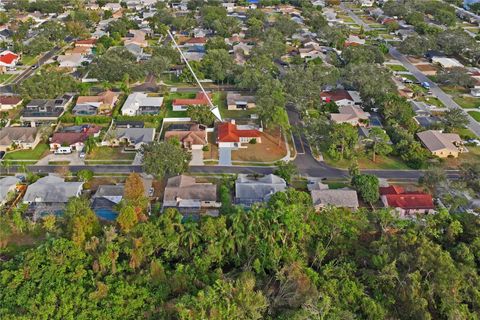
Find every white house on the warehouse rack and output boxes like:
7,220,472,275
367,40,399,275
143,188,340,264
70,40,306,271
121,92,163,116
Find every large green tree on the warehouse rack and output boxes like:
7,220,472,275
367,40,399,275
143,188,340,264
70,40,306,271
141,139,191,179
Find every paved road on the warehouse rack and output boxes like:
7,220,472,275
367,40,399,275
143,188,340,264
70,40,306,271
339,4,480,137
0,38,74,94
0,163,460,180
340,3,372,31
389,47,480,137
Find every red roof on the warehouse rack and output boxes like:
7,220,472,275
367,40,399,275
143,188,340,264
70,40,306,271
75,39,97,46
0,96,22,105
379,185,405,195
380,185,434,210
51,126,100,145
217,122,260,143
172,92,211,107
0,52,18,65
185,37,207,44
320,89,353,102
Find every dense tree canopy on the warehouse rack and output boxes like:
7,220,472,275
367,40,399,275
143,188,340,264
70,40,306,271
17,71,78,99
1,191,480,319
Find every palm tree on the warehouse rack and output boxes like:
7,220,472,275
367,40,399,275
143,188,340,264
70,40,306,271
180,221,201,254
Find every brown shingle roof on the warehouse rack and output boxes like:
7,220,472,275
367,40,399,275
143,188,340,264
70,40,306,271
416,130,461,153
0,127,38,145
163,175,217,203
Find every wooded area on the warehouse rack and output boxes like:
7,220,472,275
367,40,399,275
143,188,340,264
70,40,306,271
1,189,479,319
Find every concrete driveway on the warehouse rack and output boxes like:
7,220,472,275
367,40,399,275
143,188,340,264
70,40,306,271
36,152,85,165
190,149,204,166
218,147,232,166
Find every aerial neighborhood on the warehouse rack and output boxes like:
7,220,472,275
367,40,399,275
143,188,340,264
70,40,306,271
1,0,480,318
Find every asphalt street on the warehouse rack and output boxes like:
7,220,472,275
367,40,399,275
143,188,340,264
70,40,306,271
339,4,480,137
389,48,480,137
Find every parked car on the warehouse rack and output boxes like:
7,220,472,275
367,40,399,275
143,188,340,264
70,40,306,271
54,147,72,154
79,152,86,158
0,151,5,159
422,82,431,89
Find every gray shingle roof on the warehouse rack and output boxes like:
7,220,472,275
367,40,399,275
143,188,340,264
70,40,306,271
235,174,286,205
0,176,20,201
311,189,359,209
23,175,83,203
163,175,217,207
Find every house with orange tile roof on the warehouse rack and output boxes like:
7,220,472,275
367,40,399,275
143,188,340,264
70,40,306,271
172,92,211,111
216,121,261,148
380,185,435,217
75,39,97,48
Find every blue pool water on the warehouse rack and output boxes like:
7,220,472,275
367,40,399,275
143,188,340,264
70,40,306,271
95,209,118,221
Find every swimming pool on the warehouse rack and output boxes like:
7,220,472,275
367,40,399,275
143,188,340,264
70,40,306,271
95,208,118,221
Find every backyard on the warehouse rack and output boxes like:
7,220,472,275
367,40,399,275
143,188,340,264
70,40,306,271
163,92,196,118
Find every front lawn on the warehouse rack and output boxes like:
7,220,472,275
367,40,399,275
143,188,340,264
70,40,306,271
323,153,410,170
4,144,49,160
468,111,480,122
442,146,480,169
440,85,469,96
454,127,478,139
203,132,219,161
0,73,15,84
387,64,408,72
86,146,136,161
231,128,287,163
454,96,480,109
418,96,445,108
20,54,38,66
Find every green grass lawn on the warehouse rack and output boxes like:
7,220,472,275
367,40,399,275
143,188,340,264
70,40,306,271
418,96,445,108
86,147,136,161
454,96,480,109
323,153,410,170
402,74,417,82
468,111,480,122
163,92,196,118
454,127,478,139
3,144,49,160
0,73,15,84
441,85,469,96
20,55,38,66
387,65,408,72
